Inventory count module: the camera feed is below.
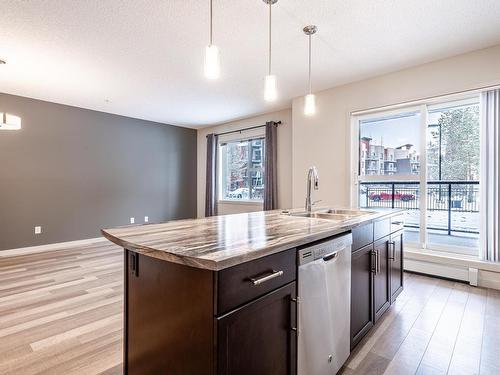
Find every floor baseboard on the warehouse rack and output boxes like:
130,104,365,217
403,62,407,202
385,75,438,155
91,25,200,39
0,237,107,257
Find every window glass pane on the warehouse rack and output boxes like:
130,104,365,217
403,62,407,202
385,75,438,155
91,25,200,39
359,111,421,177
426,100,480,251
249,139,265,200
220,138,265,201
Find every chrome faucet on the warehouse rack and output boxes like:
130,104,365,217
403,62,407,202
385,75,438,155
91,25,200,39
305,166,319,213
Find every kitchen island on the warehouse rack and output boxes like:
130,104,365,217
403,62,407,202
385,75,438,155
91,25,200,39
102,208,404,375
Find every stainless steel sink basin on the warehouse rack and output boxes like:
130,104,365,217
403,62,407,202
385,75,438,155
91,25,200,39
292,212,343,221
287,208,376,221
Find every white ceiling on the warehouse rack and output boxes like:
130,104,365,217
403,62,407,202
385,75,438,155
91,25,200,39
1,0,500,128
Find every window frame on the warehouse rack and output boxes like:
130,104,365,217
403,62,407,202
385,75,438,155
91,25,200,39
217,130,266,204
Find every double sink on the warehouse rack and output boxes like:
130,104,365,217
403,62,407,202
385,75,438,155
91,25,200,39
286,208,376,222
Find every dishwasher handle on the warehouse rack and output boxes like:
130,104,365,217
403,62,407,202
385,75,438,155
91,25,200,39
322,250,340,262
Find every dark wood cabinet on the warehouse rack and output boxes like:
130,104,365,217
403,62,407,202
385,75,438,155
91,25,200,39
350,218,404,349
217,282,297,375
389,230,404,303
373,236,390,322
350,244,374,349
124,248,298,375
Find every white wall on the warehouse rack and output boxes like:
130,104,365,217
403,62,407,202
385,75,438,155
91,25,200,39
292,45,500,208
197,109,292,217
197,45,500,217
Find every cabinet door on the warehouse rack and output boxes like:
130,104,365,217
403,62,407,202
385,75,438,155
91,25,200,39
373,237,390,323
389,230,404,303
350,244,374,350
217,282,297,375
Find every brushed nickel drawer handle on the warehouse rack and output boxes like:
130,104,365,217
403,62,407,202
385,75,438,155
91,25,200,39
250,270,284,285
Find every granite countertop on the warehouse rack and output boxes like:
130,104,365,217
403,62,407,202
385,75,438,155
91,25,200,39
101,208,404,271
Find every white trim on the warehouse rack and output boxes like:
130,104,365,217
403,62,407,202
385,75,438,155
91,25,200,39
358,175,419,182
350,115,359,208
354,105,421,121
419,104,428,247
0,237,107,257
218,199,263,206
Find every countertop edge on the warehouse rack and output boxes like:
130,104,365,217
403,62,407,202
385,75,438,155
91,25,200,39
101,210,404,271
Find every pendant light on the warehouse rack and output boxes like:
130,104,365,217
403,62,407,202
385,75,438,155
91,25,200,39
263,0,278,101
303,25,317,116
204,0,220,79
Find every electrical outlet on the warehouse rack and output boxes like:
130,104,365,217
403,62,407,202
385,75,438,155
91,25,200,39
34,226,42,234
130,217,135,224
144,216,149,223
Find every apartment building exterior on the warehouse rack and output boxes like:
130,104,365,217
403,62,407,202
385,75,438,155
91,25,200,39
360,137,420,176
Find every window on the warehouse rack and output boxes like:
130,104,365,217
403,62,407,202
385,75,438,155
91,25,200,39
353,96,480,256
219,137,265,202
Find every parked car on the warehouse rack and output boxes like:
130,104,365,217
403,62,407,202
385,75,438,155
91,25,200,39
227,188,249,199
369,191,415,202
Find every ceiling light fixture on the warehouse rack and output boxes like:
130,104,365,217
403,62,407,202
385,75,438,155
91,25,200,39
263,0,278,102
303,25,318,116
204,0,220,79
0,112,22,130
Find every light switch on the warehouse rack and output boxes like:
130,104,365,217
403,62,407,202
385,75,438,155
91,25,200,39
34,226,42,234
144,216,149,223
130,217,135,224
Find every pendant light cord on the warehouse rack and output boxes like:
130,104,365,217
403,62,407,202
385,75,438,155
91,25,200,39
268,2,272,75
308,34,312,94
209,0,213,45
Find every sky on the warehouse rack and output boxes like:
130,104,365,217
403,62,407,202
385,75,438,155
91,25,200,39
360,111,421,150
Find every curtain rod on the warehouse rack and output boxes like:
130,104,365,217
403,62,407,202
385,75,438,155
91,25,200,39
207,120,282,138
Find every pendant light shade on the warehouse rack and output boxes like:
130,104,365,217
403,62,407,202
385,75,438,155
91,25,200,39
264,74,277,101
303,25,318,116
205,44,220,79
304,94,316,116
263,0,278,102
204,0,220,79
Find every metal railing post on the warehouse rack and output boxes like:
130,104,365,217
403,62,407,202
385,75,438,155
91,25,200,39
391,183,395,209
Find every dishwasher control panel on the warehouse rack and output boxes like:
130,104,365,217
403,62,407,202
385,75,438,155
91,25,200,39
298,233,353,265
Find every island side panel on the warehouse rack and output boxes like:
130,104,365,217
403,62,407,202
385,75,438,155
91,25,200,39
124,249,215,375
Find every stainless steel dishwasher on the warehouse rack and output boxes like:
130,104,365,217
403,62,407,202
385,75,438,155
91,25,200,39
298,233,352,375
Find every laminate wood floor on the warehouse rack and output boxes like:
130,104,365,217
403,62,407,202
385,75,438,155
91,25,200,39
341,272,500,375
0,241,123,375
2,242,500,375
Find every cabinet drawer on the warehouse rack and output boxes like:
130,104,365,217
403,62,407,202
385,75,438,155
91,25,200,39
352,223,374,252
217,248,296,315
374,218,391,241
391,214,405,234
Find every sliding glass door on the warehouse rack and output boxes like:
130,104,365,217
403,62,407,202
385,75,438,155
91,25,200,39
352,96,480,255
425,98,480,252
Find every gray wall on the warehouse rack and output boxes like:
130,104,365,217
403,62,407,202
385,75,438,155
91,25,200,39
0,93,197,250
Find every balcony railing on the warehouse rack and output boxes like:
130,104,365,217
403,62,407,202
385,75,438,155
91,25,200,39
360,181,479,236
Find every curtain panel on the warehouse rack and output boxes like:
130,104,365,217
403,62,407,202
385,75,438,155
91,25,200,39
480,89,500,262
205,133,218,217
264,121,278,210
